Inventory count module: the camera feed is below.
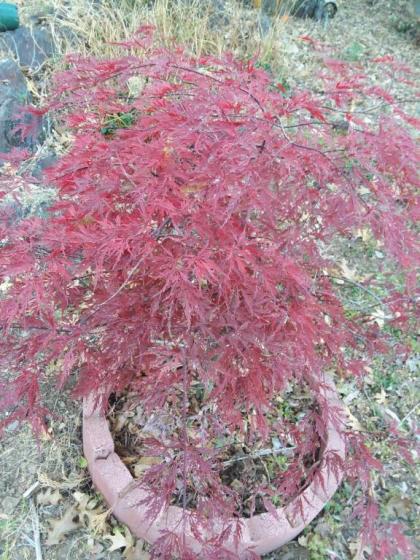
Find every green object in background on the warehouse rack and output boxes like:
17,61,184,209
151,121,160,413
0,3,19,32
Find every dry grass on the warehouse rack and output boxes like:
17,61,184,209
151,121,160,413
14,0,291,63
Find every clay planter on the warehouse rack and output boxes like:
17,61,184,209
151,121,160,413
83,378,345,558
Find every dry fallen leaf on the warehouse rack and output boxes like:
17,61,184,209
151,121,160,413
370,308,386,328
113,411,131,432
374,388,388,405
344,405,363,432
37,488,61,507
38,472,85,490
141,411,176,441
385,495,413,519
105,527,134,552
339,259,359,281
45,506,81,545
73,491,110,535
73,491,95,511
355,227,373,243
181,182,207,195
297,535,307,547
133,456,161,477
89,509,111,535
349,538,367,559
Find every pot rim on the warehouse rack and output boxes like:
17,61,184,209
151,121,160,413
83,375,346,557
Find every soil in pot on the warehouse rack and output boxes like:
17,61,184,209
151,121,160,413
108,378,324,519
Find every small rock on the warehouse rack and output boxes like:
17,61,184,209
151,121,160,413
0,59,27,101
0,59,28,154
0,26,57,72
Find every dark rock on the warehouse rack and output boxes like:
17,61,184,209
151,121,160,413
0,58,28,153
0,26,57,72
0,59,45,156
242,0,337,22
0,59,27,102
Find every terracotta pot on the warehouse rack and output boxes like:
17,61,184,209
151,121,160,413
83,378,345,558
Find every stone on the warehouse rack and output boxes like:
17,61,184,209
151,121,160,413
0,58,27,102
0,59,28,152
0,59,45,156
0,26,57,72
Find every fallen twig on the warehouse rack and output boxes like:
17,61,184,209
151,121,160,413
222,446,295,467
29,498,43,560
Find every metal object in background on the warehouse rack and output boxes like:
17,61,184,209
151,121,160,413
253,0,338,21
0,3,19,32
322,2,338,19
291,1,338,21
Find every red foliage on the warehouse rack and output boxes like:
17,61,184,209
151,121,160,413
0,28,418,558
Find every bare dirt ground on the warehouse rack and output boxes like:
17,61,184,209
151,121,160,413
1,1,418,559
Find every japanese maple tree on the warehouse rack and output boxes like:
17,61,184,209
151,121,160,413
0,28,418,558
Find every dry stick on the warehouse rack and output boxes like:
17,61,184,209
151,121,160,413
320,97,418,115
273,114,376,214
398,402,420,428
326,274,388,310
222,446,296,467
181,359,189,550
29,498,43,560
77,254,145,327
